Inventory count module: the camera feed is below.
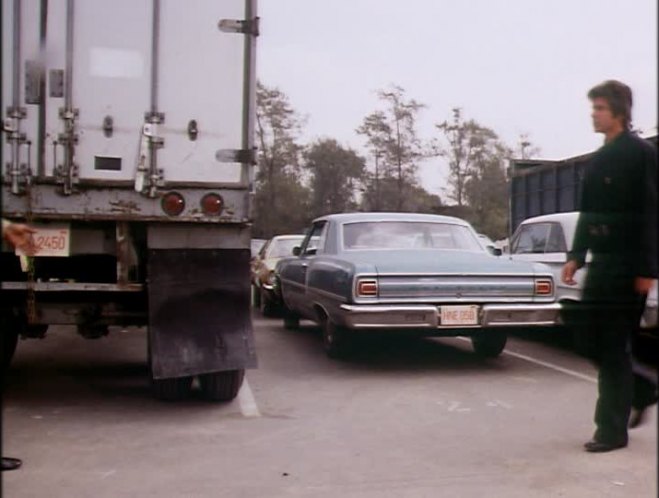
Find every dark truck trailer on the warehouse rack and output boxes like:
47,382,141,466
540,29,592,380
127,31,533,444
1,0,259,401
509,134,658,235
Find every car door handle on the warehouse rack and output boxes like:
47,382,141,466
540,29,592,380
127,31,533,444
301,263,308,268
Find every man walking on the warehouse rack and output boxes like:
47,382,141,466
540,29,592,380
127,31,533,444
561,80,658,452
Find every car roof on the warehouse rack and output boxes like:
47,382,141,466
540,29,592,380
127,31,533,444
270,234,305,241
519,211,580,224
313,212,471,226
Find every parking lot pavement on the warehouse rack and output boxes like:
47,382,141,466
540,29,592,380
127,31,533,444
2,315,657,497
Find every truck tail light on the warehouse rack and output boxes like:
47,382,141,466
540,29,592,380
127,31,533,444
201,193,224,216
161,191,185,216
534,278,553,295
357,278,378,297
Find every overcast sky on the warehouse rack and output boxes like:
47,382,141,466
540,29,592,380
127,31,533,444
257,0,657,196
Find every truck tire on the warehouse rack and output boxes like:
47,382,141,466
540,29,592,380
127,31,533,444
471,330,507,358
323,318,350,359
199,369,245,401
151,375,194,401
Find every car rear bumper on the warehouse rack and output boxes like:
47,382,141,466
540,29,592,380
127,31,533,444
338,302,561,329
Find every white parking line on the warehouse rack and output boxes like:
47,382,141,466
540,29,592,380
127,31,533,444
502,349,597,384
237,376,261,417
456,337,597,384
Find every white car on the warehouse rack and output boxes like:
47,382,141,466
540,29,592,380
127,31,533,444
509,211,657,330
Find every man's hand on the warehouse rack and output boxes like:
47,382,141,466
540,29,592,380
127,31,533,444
561,260,579,285
3,222,37,256
634,277,656,295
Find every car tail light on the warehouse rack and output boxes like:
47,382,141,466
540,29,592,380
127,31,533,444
201,193,224,216
534,278,553,295
161,191,185,216
357,278,378,297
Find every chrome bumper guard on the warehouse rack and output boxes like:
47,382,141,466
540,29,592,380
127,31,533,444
338,302,562,329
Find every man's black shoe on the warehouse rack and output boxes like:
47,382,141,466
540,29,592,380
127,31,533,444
1,457,22,471
583,440,627,453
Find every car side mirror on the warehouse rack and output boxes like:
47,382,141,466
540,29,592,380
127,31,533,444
487,246,502,256
292,246,301,256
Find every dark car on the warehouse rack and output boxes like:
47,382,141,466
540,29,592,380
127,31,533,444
276,212,560,358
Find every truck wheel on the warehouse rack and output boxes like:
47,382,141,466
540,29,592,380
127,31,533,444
151,375,194,401
471,330,507,358
1,314,21,370
199,369,245,401
323,318,349,359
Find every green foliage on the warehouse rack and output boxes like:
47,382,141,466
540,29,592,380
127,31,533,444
304,139,366,218
253,81,311,237
434,108,513,240
360,176,441,213
357,85,426,211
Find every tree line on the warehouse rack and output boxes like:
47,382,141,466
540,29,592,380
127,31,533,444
252,81,540,241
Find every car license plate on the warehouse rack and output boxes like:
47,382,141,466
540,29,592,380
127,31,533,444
15,225,71,257
439,305,479,326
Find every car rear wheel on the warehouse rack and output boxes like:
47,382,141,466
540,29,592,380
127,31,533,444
282,303,300,330
323,318,349,359
198,369,245,401
471,330,507,358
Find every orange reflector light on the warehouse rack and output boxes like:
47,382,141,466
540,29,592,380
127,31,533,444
161,191,185,216
534,279,553,295
357,279,378,297
200,193,224,216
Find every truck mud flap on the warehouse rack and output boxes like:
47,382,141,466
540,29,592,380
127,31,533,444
147,249,257,379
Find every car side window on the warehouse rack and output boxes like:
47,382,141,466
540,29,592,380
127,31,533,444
545,223,567,253
512,223,551,254
300,221,327,255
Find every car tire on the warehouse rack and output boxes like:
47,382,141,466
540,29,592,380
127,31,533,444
282,305,300,330
471,330,507,358
199,369,245,402
323,318,349,359
260,290,277,317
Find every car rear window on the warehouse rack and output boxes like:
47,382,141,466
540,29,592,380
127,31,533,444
342,221,482,251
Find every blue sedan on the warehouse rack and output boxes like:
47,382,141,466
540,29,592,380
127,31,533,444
276,212,561,359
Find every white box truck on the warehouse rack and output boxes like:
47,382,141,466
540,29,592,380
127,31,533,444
1,0,258,401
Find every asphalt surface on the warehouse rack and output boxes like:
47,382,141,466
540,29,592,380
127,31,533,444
2,313,657,497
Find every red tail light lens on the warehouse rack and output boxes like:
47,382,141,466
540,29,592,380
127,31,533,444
161,192,185,216
357,279,378,297
534,279,553,295
200,193,224,216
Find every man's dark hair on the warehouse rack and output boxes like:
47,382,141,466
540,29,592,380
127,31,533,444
588,80,633,129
